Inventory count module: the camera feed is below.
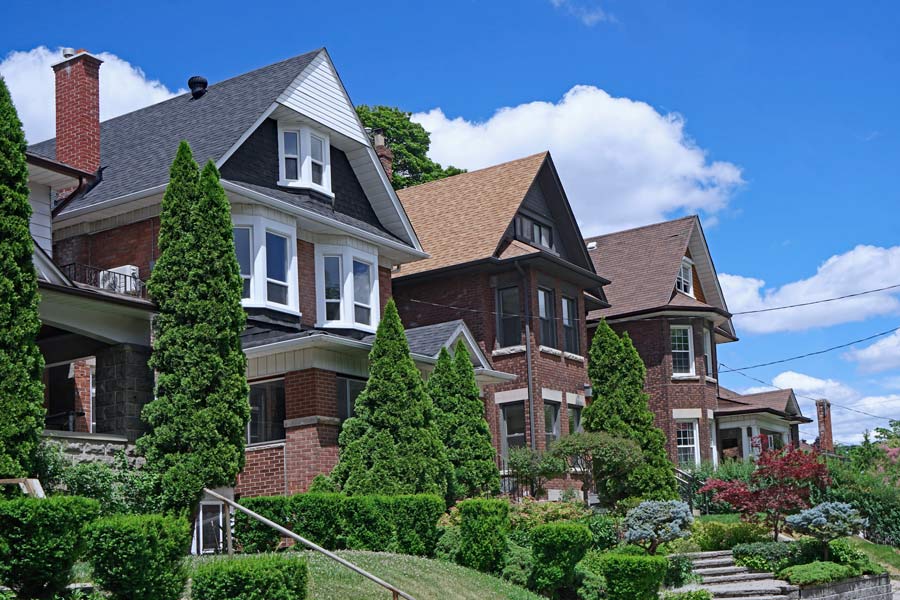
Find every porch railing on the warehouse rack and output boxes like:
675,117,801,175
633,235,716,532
60,263,148,299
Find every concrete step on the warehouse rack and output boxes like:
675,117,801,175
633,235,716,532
693,556,738,568
695,565,749,576
699,581,797,598
701,571,776,585
678,550,735,560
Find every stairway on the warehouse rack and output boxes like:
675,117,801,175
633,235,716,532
672,550,798,600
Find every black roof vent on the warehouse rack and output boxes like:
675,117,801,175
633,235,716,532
188,76,208,100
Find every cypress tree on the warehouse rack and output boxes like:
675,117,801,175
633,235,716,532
583,320,678,501
0,77,45,478
137,151,250,515
332,299,452,497
428,341,500,501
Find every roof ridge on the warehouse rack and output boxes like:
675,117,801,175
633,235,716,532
585,214,697,243
398,151,548,193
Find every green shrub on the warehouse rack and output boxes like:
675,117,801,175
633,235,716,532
692,520,769,551
291,493,344,551
390,495,444,556
660,590,713,600
435,526,461,562
596,552,668,600
342,495,395,551
663,554,695,588
306,474,339,494
0,495,100,598
501,541,534,588
818,460,900,546
778,561,854,586
234,496,291,553
827,538,865,565
583,513,619,551
574,550,607,600
733,541,799,572
659,536,701,555
191,554,308,600
458,498,509,573
507,497,589,545
87,514,190,600
530,522,593,597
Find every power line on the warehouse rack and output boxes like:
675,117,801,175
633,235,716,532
718,326,900,373
733,282,900,315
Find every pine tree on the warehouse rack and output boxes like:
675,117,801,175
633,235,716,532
428,341,500,502
332,299,452,496
137,150,250,515
0,77,45,478
583,320,678,501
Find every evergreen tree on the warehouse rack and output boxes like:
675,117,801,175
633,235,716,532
0,77,45,478
428,341,500,501
137,150,250,515
332,300,452,496
583,320,678,501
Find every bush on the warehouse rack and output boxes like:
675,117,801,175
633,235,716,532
583,513,619,551
660,591,713,600
596,552,668,600
778,561,854,586
785,502,866,560
341,495,395,551
663,554,695,588
191,554,308,600
659,536,701,555
733,541,800,572
458,498,509,573
501,541,534,588
59,453,161,516
0,495,100,598
507,447,566,498
434,526,461,562
530,522,593,597
292,493,345,551
820,460,900,546
306,474,339,493
234,496,291,553
624,500,693,554
574,550,607,600
507,498,590,546
87,514,190,600
692,520,769,551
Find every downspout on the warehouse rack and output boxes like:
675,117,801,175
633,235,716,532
516,263,537,450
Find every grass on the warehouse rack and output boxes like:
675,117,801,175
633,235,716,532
696,513,741,524
844,536,900,580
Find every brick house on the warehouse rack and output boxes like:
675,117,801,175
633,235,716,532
391,153,610,493
584,216,810,468
25,48,512,551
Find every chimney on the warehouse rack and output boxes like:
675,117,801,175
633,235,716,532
53,49,103,173
372,128,393,182
815,398,834,453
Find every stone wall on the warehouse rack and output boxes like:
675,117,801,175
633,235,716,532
794,574,892,599
43,430,139,466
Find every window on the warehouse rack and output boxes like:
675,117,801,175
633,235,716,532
501,402,526,458
278,123,331,193
544,402,560,446
562,296,579,354
337,376,366,422
497,287,521,348
671,325,695,376
194,502,224,554
676,258,694,296
353,260,373,326
265,231,288,305
703,328,713,377
282,131,300,181
310,134,325,186
709,421,718,468
568,405,582,434
538,288,557,348
247,379,285,444
324,256,342,321
316,245,380,331
676,420,700,467
518,215,554,250
233,227,252,299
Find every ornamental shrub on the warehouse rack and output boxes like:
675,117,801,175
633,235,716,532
234,496,291,553
341,495,395,551
0,495,100,599
292,493,345,551
785,502,866,561
663,554,696,588
306,474,339,494
507,446,566,499
692,520,769,551
732,541,800,572
507,497,590,545
777,561,854,586
583,512,619,551
501,541,534,588
191,554,308,600
574,550,607,600
391,494,445,556
818,460,900,546
87,514,190,600
458,498,509,573
596,552,668,600
530,522,593,597
624,500,693,554
435,526,462,562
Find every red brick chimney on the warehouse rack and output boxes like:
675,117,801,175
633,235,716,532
815,398,834,453
53,49,103,173
373,129,393,182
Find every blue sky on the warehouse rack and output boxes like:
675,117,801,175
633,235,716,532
3,0,899,442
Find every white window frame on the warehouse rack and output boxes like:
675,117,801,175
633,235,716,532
232,214,299,315
193,501,224,555
703,327,713,377
671,325,695,377
233,226,253,300
544,400,561,447
277,122,332,195
500,401,527,460
676,257,694,297
676,419,701,467
710,421,719,468
315,244,380,333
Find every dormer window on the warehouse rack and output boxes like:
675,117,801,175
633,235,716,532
517,215,554,251
676,257,694,297
278,123,331,194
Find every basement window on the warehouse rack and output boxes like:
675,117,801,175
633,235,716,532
278,123,332,194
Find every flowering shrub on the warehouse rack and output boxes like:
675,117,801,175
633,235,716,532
623,500,693,555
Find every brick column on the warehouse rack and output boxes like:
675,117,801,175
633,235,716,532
94,344,153,442
815,399,834,453
283,369,341,493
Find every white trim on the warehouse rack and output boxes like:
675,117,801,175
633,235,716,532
676,257,695,297
675,419,701,467
539,345,563,357
542,388,563,402
231,214,299,315
566,392,586,407
563,352,585,362
672,408,703,419
314,243,380,333
670,324,695,376
276,121,333,196
492,345,526,357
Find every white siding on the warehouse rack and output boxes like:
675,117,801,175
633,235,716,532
28,183,53,256
246,347,369,380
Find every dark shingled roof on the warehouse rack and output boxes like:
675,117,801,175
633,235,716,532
29,50,321,215
716,386,809,421
362,320,467,357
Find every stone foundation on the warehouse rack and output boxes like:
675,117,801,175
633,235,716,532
793,574,892,599
43,430,139,466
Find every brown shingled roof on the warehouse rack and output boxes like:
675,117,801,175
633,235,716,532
395,152,548,276
716,386,805,419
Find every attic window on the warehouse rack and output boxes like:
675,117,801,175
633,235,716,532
277,123,331,194
676,257,694,297
517,215,554,250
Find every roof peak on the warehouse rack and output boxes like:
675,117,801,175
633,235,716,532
398,151,548,193
585,214,698,243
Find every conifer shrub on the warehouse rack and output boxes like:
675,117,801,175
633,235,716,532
234,496,291,553
529,522,592,597
391,494,445,556
458,498,509,573
500,541,534,588
595,552,668,600
0,496,100,598
87,514,190,600
292,493,345,551
435,526,462,562
191,554,308,600
777,561,855,586
341,495,395,551
574,550,608,600
624,500,693,554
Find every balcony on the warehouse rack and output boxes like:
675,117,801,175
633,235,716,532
60,263,148,299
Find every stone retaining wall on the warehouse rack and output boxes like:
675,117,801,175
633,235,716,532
795,574,892,599
43,430,140,466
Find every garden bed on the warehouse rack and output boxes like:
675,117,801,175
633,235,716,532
794,573,892,599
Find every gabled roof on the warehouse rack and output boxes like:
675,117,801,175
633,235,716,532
586,215,736,338
717,386,810,422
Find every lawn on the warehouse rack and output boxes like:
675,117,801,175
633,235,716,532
696,513,741,524
844,536,900,580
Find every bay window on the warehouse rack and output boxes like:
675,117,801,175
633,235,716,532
353,260,373,326
278,123,331,194
231,215,297,313
324,256,343,321
233,227,252,299
265,231,289,305
316,245,380,331
671,325,695,376
703,327,713,377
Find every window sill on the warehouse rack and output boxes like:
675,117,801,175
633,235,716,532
277,180,335,198
284,416,341,428
539,345,563,357
672,375,701,382
563,352,585,362
245,440,286,451
242,300,301,318
705,376,718,383
492,345,526,357
317,321,378,334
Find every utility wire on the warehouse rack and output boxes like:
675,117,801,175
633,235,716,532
733,282,900,315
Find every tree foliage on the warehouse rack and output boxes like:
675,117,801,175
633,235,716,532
332,299,452,496
548,431,642,505
137,146,250,515
786,502,866,561
507,447,566,499
623,500,693,555
427,341,500,501
583,320,678,501
0,77,45,478
355,105,464,189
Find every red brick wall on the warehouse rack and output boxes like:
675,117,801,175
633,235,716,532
297,239,317,327
283,368,340,494
53,53,101,173
54,217,159,281
379,266,392,315
284,369,338,420
236,444,286,497
72,360,92,433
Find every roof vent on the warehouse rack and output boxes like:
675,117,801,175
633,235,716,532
586,241,598,250
188,76,208,100
62,48,75,58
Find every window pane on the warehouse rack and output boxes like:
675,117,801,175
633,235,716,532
233,228,251,276
353,261,371,302
285,158,299,180
676,421,697,467
539,289,556,348
311,162,323,185
497,287,521,347
324,256,342,300
311,135,324,162
267,282,288,305
242,279,251,299
671,327,693,374
504,403,525,435
337,377,366,421
326,303,341,321
248,380,285,444
354,305,371,325
283,131,299,156
568,406,582,434
544,402,560,446
200,504,222,553
266,232,288,283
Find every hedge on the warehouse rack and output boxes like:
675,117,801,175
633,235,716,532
575,550,608,600
390,495,445,557
293,493,344,551
458,498,509,573
529,522,592,596
692,520,769,551
596,552,668,600
342,495,395,551
660,591,713,600
87,514,190,600
192,554,307,600
778,561,855,586
234,496,292,553
732,541,802,572
0,495,100,598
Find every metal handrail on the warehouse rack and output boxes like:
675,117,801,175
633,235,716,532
202,488,417,600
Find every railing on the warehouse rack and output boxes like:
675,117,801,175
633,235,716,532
60,263,148,299
202,488,417,600
673,467,698,512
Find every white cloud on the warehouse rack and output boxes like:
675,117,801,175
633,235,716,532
549,0,614,26
721,245,900,334
770,371,858,403
844,329,900,373
413,85,744,235
0,46,181,144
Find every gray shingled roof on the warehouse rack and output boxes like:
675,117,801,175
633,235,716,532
29,50,321,215
362,320,467,357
